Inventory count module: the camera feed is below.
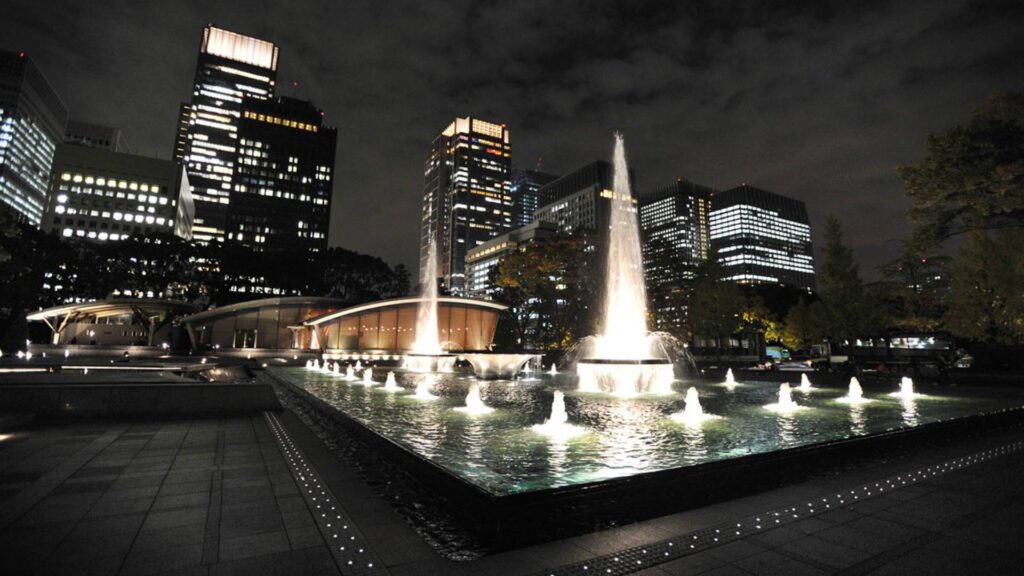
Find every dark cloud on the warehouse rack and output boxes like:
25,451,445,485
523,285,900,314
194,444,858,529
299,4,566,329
3,0,1022,279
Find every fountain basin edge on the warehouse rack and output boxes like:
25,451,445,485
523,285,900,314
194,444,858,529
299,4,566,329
264,368,1024,554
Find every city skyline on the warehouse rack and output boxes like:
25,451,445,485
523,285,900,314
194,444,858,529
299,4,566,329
3,1,1021,278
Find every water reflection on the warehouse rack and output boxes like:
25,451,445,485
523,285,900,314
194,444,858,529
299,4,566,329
901,396,919,427
776,412,797,446
677,422,708,465
849,403,867,436
281,368,1019,495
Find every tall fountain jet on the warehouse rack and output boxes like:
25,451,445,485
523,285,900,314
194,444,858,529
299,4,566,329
577,134,674,396
596,134,649,361
406,236,455,372
416,237,442,355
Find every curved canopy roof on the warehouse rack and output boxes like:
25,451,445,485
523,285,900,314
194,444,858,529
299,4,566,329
178,296,350,325
304,296,507,327
27,298,199,321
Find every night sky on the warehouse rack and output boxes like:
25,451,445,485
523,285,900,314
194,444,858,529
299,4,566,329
4,1,1022,278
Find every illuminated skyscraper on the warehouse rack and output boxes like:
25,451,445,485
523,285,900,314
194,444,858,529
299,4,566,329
510,166,557,227
639,179,714,332
709,184,816,292
0,50,68,226
175,25,336,258
176,25,279,243
231,96,335,253
42,143,193,242
533,160,635,236
421,117,511,294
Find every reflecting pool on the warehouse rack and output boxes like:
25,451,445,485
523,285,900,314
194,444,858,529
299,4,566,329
275,367,1024,496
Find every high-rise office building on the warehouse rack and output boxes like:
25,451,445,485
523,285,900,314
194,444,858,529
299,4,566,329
533,160,634,236
42,143,194,242
709,184,816,292
639,179,714,332
175,24,336,257
230,96,335,253
510,166,557,227
421,117,511,294
464,220,558,299
65,120,126,152
176,25,279,243
0,50,68,226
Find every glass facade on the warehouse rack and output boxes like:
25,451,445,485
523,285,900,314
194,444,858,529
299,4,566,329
177,26,278,243
464,220,559,299
709,184,817,292
0,51,67,226
183,297,346,351
639,180,714,331
230,98,335,253
510,167,558,227
533,161,633,237
421,117,512,295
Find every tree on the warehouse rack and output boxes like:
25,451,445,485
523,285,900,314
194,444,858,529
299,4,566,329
492,234,597,349
814,216,880,347
319,247,409,305
687,253,744,357
738,295,782,343
900,92,1024,245
876,243,950,332
944,229,1024,346
779,296,823,351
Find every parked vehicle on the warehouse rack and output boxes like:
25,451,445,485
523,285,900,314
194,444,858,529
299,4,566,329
825,332,967,376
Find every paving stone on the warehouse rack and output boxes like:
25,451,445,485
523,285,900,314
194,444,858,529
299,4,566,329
73,512,147,536
218,530,292,561
87,495,154,517
121,542,204,576
218,511,284,540
151,491,210,511
141,507,208,531
658,551,726,575
747,526,805,548
208,542,341,576
704,539,766,562
132,523,208,552
733,549,828,576
779,535,875,570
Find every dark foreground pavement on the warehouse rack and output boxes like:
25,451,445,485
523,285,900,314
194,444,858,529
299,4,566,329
1,410,1022,576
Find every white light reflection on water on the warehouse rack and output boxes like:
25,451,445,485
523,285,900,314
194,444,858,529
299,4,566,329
849,403,867,436
288,368,1021,495
901,396,919,427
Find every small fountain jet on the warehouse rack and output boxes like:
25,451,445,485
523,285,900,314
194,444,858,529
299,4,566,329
890,376,919,399
413,377,439,400
454,382,494,415
533,390,585,439
765,383,803,413
837,377,872,404
670,387,721,424
723,368,738,389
